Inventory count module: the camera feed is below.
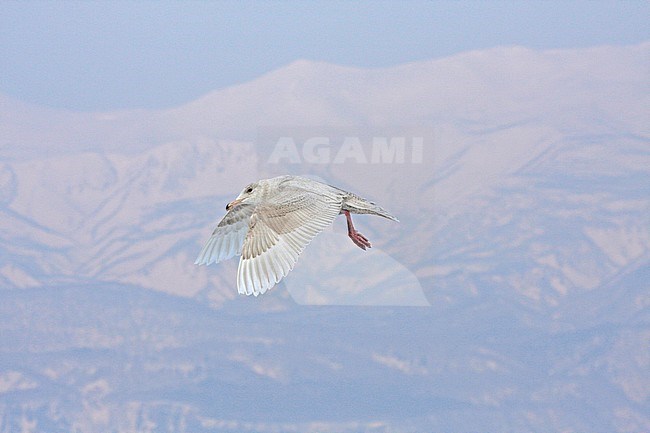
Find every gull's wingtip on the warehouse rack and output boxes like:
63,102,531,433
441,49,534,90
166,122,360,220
384,213,399,222
194,255,211,266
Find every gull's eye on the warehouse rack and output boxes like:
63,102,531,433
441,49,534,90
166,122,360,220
245,186,254,194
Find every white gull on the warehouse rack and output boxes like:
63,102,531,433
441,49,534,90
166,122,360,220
195,175,398,296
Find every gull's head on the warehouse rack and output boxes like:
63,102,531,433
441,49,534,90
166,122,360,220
226,181,262,210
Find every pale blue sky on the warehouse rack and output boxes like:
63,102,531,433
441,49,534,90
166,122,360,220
1,0,648,111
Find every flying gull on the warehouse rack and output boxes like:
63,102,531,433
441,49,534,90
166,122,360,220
195,175,398,296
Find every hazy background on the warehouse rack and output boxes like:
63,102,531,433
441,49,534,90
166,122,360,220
1,0,648,110
1,2,649,432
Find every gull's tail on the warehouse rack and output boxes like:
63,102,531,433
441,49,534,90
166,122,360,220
341,194,399,222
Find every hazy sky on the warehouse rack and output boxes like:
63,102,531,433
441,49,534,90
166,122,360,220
1,1,648,111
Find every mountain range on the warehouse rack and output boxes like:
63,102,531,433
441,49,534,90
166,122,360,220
1,42,648,432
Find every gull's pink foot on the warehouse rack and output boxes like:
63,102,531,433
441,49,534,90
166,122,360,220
349,230,371,250
344,210,372,250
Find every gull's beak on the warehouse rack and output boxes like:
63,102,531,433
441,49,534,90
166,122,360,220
226,198,242,211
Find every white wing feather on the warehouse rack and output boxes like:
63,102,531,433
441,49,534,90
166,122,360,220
237,189,343,296
195,204,255,265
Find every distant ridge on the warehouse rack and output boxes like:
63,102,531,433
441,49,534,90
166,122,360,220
1,42,647,159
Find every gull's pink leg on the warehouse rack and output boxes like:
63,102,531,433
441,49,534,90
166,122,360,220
344,210,371,250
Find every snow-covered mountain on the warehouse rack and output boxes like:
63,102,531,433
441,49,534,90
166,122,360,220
0,43,648,432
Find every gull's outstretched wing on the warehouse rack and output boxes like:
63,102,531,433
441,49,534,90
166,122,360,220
238,187,343,296
195,204,255,265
